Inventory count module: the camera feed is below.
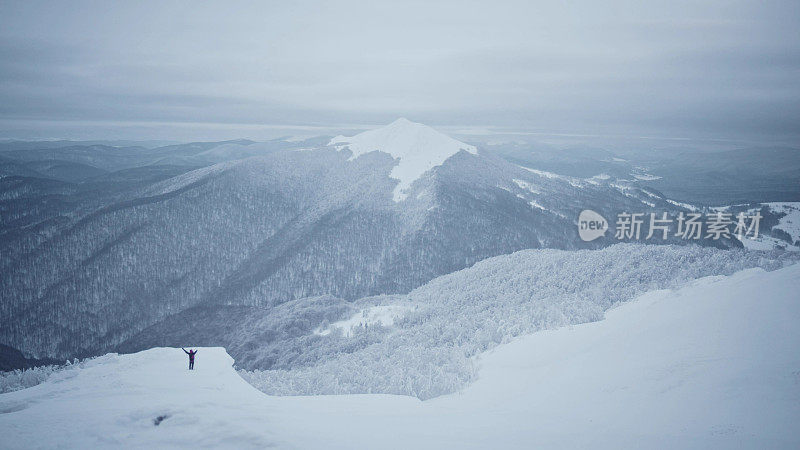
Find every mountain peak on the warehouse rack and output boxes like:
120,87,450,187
329,119,477,201
388,117,413,126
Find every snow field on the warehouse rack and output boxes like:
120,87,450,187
2,264,799,448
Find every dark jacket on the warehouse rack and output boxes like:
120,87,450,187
182,348,197,361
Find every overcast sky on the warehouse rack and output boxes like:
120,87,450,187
0,0,798,142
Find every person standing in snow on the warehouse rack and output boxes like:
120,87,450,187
182,348,198,370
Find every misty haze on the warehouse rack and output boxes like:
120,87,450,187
1,1,799,449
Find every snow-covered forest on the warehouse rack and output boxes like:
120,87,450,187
3,121,766,366
3,263,799,448
2,1,800,447
239,244,796,399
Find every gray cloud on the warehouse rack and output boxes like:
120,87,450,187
0,0,798,142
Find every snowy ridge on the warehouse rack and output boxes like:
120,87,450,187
3,264,799,448
330,118,477,201
666,198,700,212
767,202,800,244
510,178,565,216
142,159,240,197
0,348,285,448
585,173,611,185
520,165,586,188
713,202,800,250
241,244,795,400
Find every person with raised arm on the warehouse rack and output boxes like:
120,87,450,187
182,348,198,370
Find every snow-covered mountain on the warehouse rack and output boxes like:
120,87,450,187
330,118,477,201
713,202,800,251
3,263,799,448
0,120,751,365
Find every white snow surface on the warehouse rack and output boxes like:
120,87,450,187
511,178,541,194
716,202,800,250
767,202,800,244
585,173,611,185
142,160,240,197
315,304,414,337
329,118,477,201
666,198,700,212
2,264,799,448
632,173,662,181
520,165,585,188
739,234,798,251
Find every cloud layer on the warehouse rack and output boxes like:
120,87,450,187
1,1,798,141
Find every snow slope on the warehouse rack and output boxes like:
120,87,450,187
717,202,800,251
0,348,286,447
330,118,477,201
2,264,799,449
314,304,414,338
767,202,800,244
